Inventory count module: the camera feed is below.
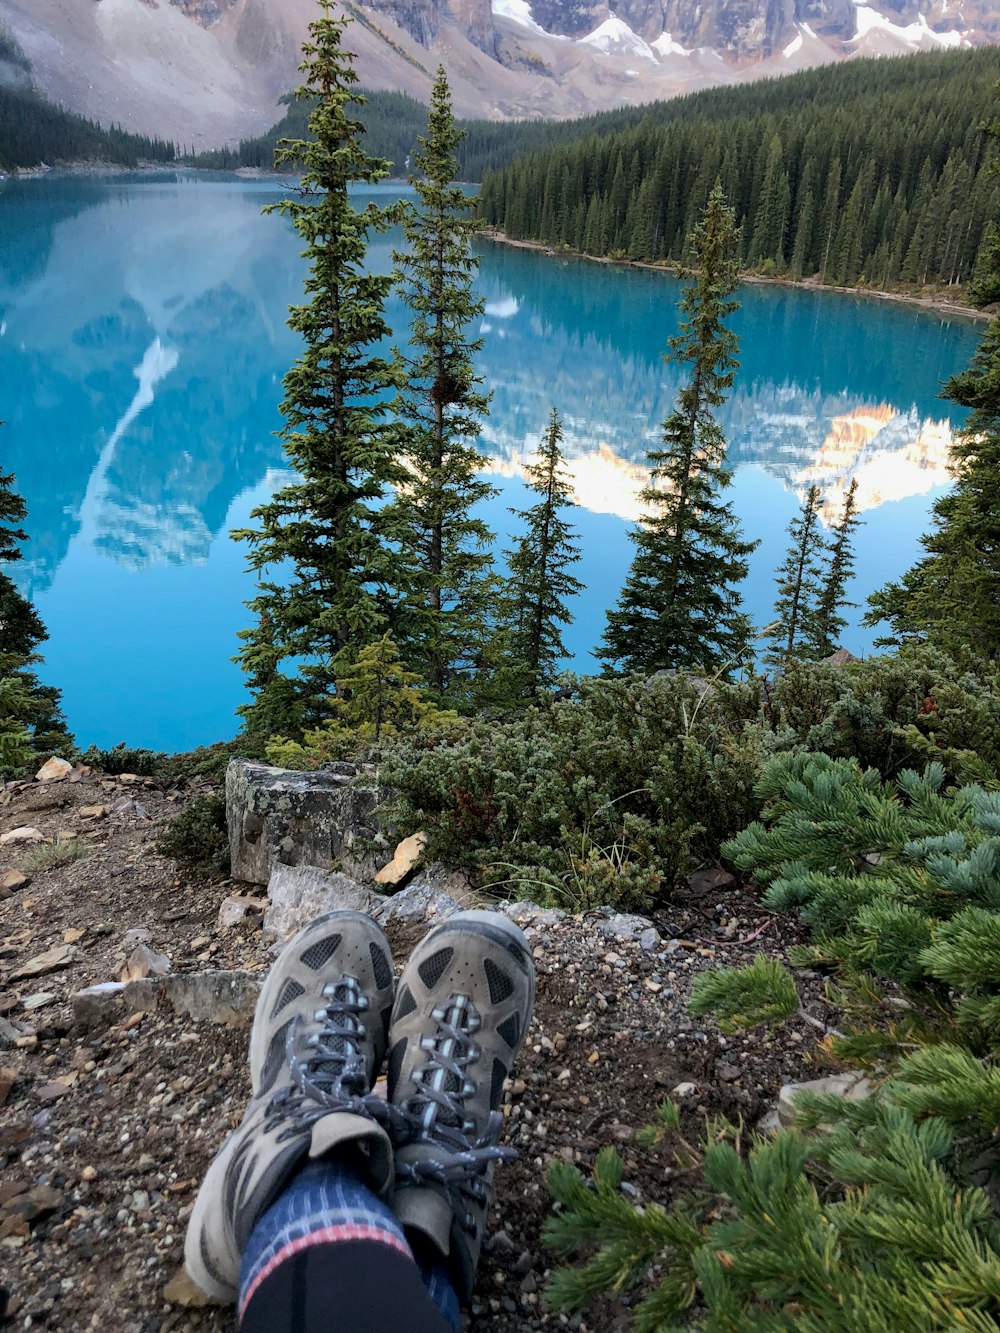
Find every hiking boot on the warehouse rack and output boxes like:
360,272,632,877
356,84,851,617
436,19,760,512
386,910,535,1300
184,910,397,1303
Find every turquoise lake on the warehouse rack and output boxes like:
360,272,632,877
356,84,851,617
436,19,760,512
0,173,983,752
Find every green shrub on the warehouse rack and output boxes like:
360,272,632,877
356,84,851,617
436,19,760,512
546,1102,1000,1331
77,741,165,776
689,955,799,1033
17,839,91,873
546,698,1000,1328
379,672,775,908
155,793,229,877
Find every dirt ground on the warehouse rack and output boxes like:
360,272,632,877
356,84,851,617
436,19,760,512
0,767,831,1332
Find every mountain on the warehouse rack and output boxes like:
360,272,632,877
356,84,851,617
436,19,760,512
0,0,992,146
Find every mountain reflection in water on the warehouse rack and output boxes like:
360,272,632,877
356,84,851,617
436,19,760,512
0,174,981,749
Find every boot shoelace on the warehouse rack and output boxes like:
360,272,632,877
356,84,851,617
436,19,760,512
396,994,516,1234
265,976,401,1140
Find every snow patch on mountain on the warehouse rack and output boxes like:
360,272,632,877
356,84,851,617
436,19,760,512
491,0,554,37
850,4,965,48
579,15,658,62
652,31,692,57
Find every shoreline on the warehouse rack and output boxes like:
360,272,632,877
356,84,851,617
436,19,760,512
479,228,989,323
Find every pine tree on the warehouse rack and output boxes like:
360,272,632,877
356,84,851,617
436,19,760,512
600,183,757,676
763,484,825,667
383,66,496,708
0,458,69,758
233,8,404,735
504,409,584,697
811,478,862,657
866,197,1000,654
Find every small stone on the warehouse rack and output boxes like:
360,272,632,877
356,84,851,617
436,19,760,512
21,992,57,1012
673,1081,698,1098
639,927,660,951
11,944,77,980
78,805,109,821
0,870,29,894
374,831,429,891
163,1266,219,1308
686,867,736,895
0,1066,16,1108
35,757,73,784
643,979,662,994
120,942,172,983
81,1166,98,1182
63,928,85,944
216,895,265,930
35,1080,71,1102
0,827,46,847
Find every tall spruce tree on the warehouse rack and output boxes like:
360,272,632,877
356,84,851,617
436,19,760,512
234,7,403,735
763,483,825,667
811,478,862,657
0,457,68,758
504,409,584,696
866,158,1000,656
384,67,496,708
599,182,757,676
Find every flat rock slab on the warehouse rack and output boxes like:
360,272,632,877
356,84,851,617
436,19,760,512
264,864,383,941
227,759,386,886
124,971,261,1027
73,972,261,1030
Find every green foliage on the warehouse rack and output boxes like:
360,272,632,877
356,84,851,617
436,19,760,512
689,956,799,1033
0,86,175,171
265,632,459,765
763,483,825,667
600,184,757,676
380,671,777,906
762,645,1000,785
479,47,1000,297
812,480,862,658
868,123,1000,655
382,68,497,706
547,1067,1000,1330
155,793,230,879
0,460,71,766
17,839,91,874
504,409,584,697
234,9,405,736
76,741,165,776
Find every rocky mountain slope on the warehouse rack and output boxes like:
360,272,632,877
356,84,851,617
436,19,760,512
0,0,992,146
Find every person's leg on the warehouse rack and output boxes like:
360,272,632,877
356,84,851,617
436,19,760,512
385,910,536,1302
238,1160,457,1333
184,910,399,1304
183,908,462,1331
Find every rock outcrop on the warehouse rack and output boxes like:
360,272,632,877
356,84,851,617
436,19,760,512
226,759,387,887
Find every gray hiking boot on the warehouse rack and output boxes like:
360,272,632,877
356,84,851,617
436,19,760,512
184,910,397,1303
386,910,535,1300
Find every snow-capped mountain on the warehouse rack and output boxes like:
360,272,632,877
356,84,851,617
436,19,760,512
0,0,990,145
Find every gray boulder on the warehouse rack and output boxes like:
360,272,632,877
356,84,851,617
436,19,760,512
227,759,388,885
264,863,383,942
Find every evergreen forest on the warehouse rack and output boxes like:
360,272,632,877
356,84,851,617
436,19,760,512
478,46,1000,294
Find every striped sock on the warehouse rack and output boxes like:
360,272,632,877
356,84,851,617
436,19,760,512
238,1159,461,1333
238,1160,412,1322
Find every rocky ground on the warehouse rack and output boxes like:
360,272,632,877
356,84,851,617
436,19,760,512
0,765,832,1333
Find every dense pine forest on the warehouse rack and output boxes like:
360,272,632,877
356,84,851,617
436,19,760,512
478,46,1000,294
0,23,175,171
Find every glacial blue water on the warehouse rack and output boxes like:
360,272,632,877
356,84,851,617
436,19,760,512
0,172,983,751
